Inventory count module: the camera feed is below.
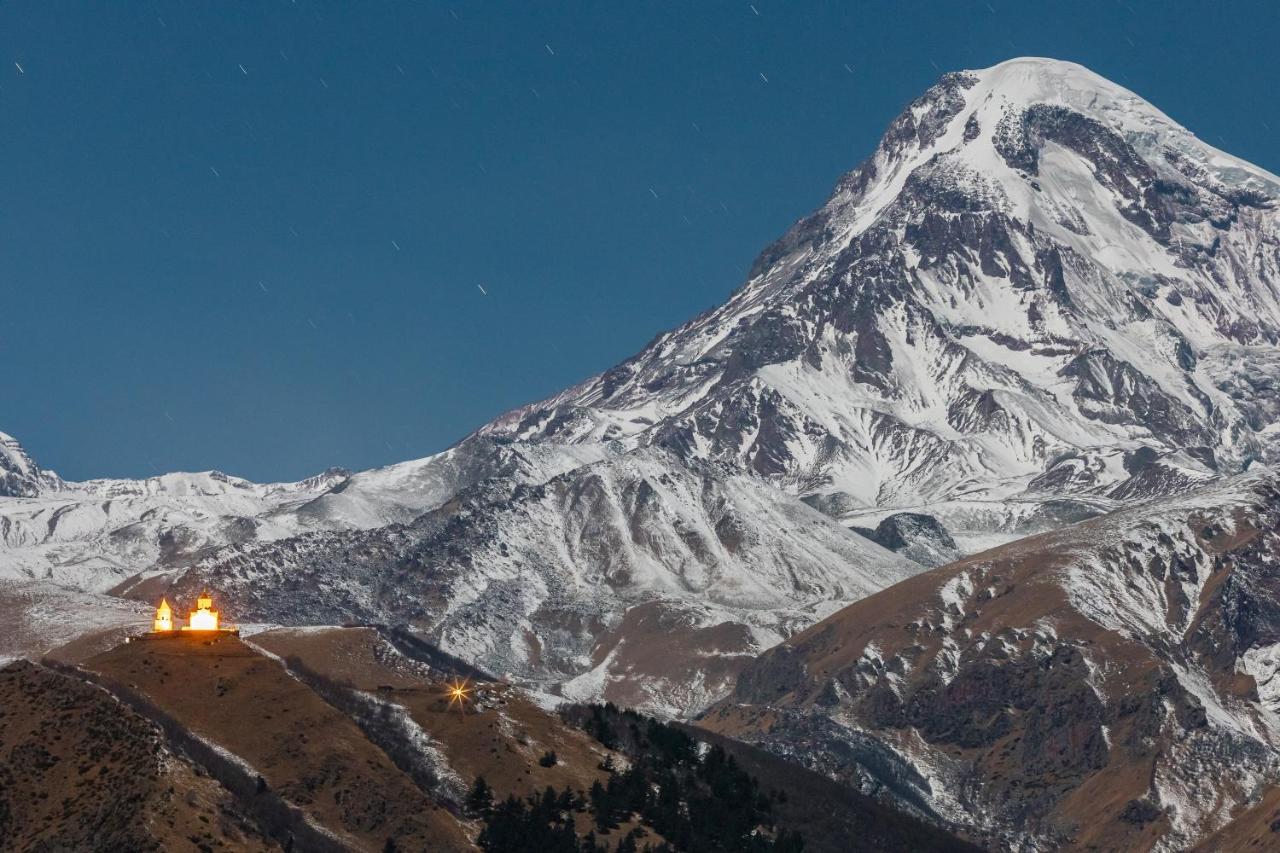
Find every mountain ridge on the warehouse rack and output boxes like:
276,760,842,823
477,56,1279,511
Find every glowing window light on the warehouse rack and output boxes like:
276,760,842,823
182,590,220,631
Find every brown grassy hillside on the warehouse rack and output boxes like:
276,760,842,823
0,659,274,853
250,627,617,801
85,632,473,852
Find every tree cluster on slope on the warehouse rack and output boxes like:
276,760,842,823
471,703,803,852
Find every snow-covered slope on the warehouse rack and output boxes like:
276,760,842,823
0,431,607,593
285,437,612,530
166,449,920,716
0,434,352,592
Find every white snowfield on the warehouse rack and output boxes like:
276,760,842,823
0,446,346,591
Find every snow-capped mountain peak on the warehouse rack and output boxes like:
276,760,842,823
480,57,1280,544
977,57,1279,193
0,432,61,497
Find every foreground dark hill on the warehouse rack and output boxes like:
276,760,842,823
85,632,475,852
3,626,982,852
703,470,1280,850
0,660,274,852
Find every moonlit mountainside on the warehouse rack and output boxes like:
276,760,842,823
3,58,1278,721
482,58,1280,534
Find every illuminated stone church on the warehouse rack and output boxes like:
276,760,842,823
151,590,234,634
183,590,220,631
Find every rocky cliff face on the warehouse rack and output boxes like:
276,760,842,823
704,470,1280,850
850,512,961,567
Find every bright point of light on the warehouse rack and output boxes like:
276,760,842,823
446,678,472,710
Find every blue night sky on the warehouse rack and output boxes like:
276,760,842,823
3,1,1277,482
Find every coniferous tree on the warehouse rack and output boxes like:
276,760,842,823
467,776,495,814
